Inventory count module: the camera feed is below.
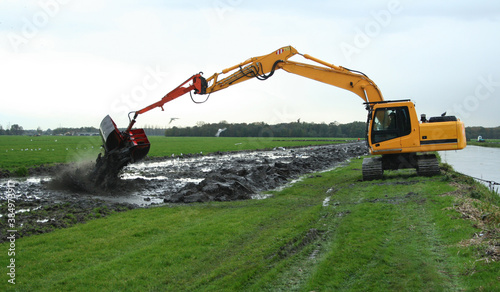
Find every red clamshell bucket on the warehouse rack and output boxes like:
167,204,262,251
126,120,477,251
99,115,150,162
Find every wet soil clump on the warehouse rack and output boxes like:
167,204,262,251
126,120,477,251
164,143,368,203
89,148,134,190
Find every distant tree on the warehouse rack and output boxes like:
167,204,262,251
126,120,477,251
0,125,4,135
342,121,365,138
10,124,24,135
36,126,43,135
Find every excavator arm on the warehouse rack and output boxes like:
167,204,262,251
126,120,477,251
99,74,205,162
101,45,384,162
126,45,384,115
128,45,384,128
125,74,207,132
198,46,384,103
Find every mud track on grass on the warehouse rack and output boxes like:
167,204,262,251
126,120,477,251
0,142,367,242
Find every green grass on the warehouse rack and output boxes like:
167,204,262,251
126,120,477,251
1,159,498,290
0,136,101,171
148,136,354,157
467,139,500,148
0,136,354,171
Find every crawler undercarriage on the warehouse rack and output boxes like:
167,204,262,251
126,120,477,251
362,153,440,180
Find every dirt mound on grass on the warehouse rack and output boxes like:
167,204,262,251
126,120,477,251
164,143,368,203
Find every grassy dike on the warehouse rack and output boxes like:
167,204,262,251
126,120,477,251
1,159,499,291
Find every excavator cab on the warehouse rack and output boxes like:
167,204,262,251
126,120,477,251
99,115,150,162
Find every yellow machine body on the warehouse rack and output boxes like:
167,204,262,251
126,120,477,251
367,101,466,155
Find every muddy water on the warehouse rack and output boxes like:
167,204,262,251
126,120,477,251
116,149,300,204
439,145,500,190
0,142,369,241
1,142,367,206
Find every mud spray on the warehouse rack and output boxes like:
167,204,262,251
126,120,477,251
48,148,133,193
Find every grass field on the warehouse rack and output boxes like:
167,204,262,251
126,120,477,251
1,159,498,290
0,136,101,171
0,135,355,172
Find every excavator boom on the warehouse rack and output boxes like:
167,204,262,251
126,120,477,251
102,45,381,162
200,46,383,103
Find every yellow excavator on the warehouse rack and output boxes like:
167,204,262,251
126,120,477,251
99,45,466,180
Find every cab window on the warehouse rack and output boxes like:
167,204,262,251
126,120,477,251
371,107,411,143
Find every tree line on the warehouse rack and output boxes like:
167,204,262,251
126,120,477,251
466,126,500,140
2,123,500,139
0,124,25,135
165,122,500,139
165,121,368,138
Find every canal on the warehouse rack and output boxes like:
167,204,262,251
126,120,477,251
439,145,500,192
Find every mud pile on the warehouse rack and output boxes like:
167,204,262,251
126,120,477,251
164,142,368,203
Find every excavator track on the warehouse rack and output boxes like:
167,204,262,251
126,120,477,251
416,154,440,176
362,157,383,180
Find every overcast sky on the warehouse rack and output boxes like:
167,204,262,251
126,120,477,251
1,0,499,131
